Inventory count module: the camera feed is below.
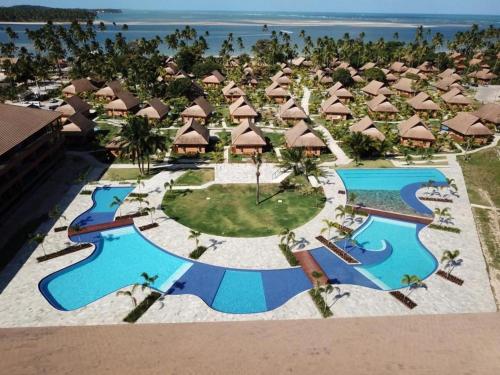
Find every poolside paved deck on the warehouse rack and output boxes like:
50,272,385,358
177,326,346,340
1,312,500,375
294,250,328,285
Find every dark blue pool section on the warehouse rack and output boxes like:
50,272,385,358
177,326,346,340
400,181,448,216
72,186,134,228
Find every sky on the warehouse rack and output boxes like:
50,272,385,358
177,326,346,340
2,0,500,15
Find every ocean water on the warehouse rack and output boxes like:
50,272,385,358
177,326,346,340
1,10,498,54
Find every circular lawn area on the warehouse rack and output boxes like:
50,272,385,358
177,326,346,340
162,180,325,237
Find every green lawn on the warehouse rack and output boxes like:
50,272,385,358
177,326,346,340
175,169,215,186
101,168,156,181
162,182,325,237
458,146,500,207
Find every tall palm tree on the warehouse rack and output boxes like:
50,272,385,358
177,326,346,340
335,205,348,224
279,148,304,176
280,228,296,247
441,250,461,277
434,207,450,223
188,230,201,249
164,179,175,192
321,219,336,239
252,152,262,205
139,272,159,291
401,274,424,297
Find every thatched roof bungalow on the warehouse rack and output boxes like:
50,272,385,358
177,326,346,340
443,112,493,144
327,82,354,103
441,88,473,108
406,92,440,118
367,94,399,119
229,96,258,123
321,95,351,121
222,81,246,102
349,116,385,141
95,81,123,101
231,119,266,155
104,91,140,117
136,98,170,122
265,81,290,103
398,115,435,148
392,77,417,96
285,120,326,156
473,103,500,128
61,112,95,143
55,96,91,123
362,80,394,97
181,97,214,124
62,78,97,98
202,70,225,86
279,99,308,124
172,118,210,154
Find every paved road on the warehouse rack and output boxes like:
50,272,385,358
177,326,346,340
1,313,500,375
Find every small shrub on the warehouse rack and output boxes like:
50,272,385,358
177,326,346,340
123,292,162,323
309,289,333,318
80,190,92,195
429,224,461,233
279,243,299,266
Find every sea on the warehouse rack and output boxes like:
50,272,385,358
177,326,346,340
1,10,499,54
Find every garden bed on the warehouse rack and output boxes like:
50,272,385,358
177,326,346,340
123,292,162,323
139,223,159,232
428,224,461,233
37,243,93,262
315,236,359,264
115,211,148,220
418,197,453,203
389,291,417,309
54,226,68,232
436,270,464,286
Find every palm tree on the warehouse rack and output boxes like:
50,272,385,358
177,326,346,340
280,228,296,247
139,272,159,291
136,175,145,194
252,152,262,205
110,196,124,217
188,230,201,249
434,207,450,223
29,233,47,256
401,274,424,298
143,206,156,224
320,219,336,239
441,250,461,277
446,178,457,195
279,148,304,176
335,205,348,224
164,179,175,192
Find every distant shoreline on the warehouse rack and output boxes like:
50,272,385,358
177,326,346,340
0,20,474,28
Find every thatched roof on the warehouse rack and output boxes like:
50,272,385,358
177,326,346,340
222,81,246,97
136,98,170,120
265,81,290,98
56,96,91,118
95,81,123,98
362,80,394,96
105,91,140,111
327,82,354,99
202,70,225,84
469,69,498,81
473,103,500,125
321,96,351,115
435,76,464,92
285,120,325,148
62,112,95,136
392,78,417,94
292,57,306,66
417,61,438,73
443,112,493,136
441,88,473,105
229,96,258,117
438,68,457,79
389,61,408,73
272,71,292,85
62,78,97,95
279,99,308,120
181,97,214,118
349,116,385,141
0,103,61,157
407,92,440,111
231,119,266,146
173,119,209,146
367,95,399,113
398,115,435,141
360,62,376,71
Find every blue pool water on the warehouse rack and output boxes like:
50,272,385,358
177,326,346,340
73,186,134,228
212,271,267,314
353,216,438,290
41,226,192,311
337,168,447,191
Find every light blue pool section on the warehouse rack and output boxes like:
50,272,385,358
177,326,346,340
353,216,438,290
41,226,192,311
73,186,134,228
337,168,447,191
211,271,267,314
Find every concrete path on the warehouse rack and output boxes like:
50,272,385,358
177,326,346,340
223,146,230,163
2,313,500,375
314,124,353,165
471,203,500,212
301,86,311,115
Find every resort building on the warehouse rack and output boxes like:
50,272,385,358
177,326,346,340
163,61,179,79
55,96,91,123
398,115,435,148
474,103,500,129
389,61,408,75
174,70,190,80
222,81,246,102
316,70,333,85
104,91,141,117
62,78,97,98
230,119,267,155
406,92,441,118
382,69,398,83
136,99,170,122
349,116,385,141
265,81,290,103
403,67,426,80
367,94,399,119
181,97,214,125
202,70,225,87
360,62,376,71
320,95,351,121
229,96,258,124
282,66,293,76
417,61,438,75
362,80,394,97
441,88,473,109
172,118,210,155
285,120,326,156
279,99,308,124
291,57,312,67
435,76,465,92
327,82,354,103
0,104,63,217
272,71,292,87
438,68,460,80
468,69,498,85
61,112,96,144
392,77,417,96
94,81,123,102
443,112,493,144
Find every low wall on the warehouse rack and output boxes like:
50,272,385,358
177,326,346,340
348,205,433,225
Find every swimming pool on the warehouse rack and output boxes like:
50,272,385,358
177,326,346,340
72,186,134,228
353,216,438,290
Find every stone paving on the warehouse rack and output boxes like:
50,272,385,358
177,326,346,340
0,160,496,327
